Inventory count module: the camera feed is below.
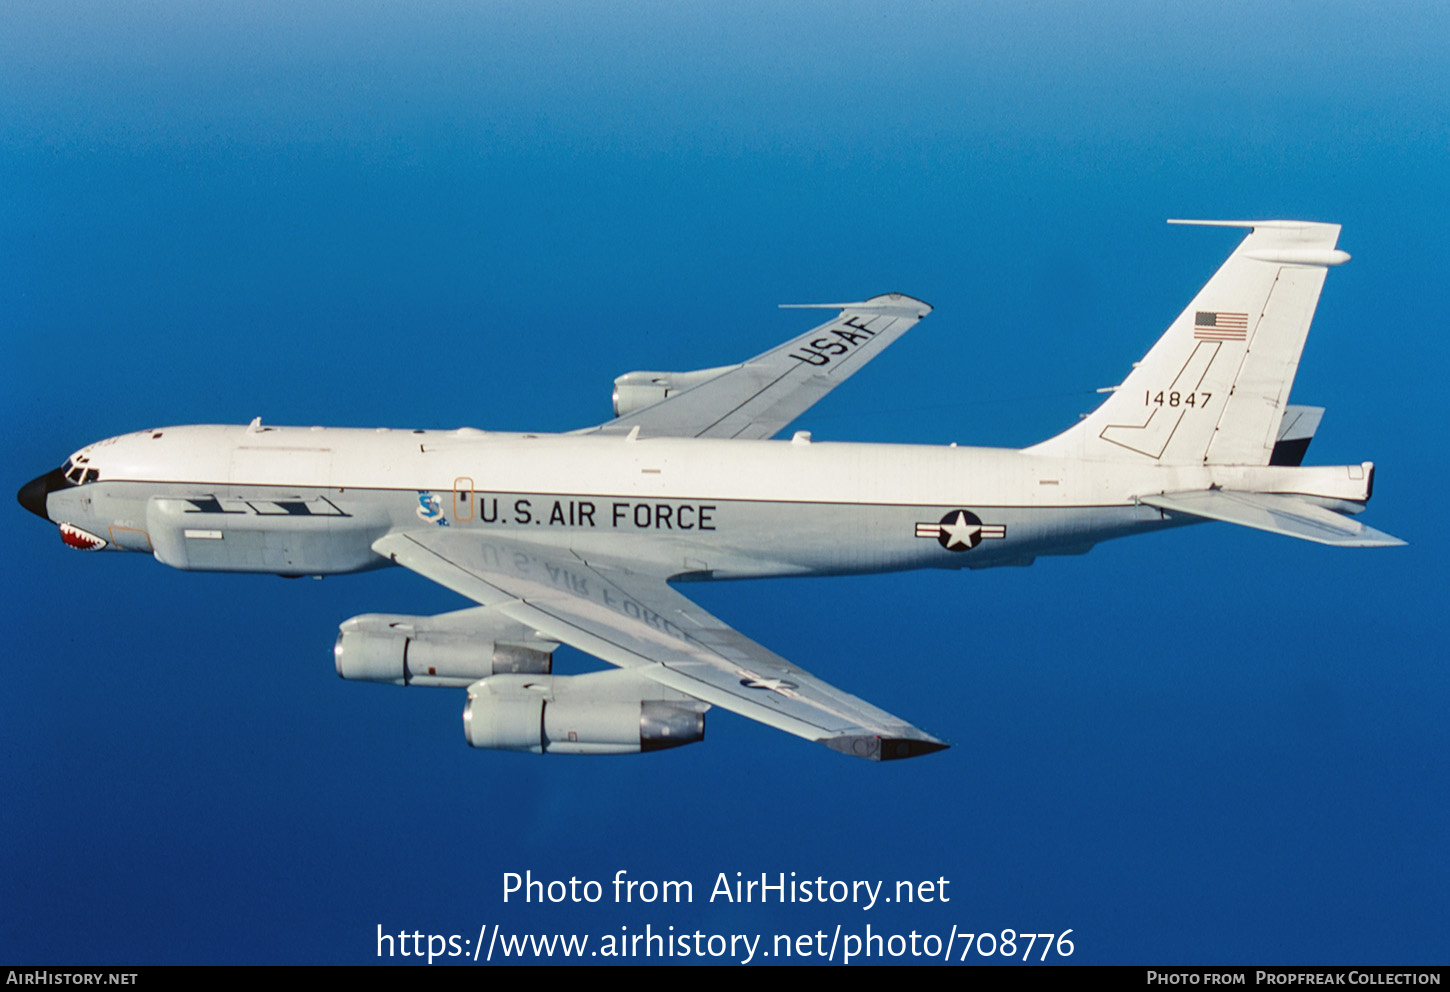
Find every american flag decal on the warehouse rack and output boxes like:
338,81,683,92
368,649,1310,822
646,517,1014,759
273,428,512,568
1193,310,1249,341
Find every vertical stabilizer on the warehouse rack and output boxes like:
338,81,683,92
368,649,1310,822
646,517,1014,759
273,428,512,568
1028,220,1349,466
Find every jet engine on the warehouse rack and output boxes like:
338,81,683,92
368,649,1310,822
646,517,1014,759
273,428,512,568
611,366,733,418
463,671,706,754
335,611,555,688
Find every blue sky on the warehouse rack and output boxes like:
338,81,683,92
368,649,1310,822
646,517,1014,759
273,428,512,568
3,0,1447,965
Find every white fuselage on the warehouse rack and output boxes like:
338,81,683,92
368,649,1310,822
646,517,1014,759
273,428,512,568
38,422,1236,580
35,423,1374,580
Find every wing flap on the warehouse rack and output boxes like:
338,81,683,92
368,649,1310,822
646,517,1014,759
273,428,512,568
1140,490,1405,547
374,530,946,758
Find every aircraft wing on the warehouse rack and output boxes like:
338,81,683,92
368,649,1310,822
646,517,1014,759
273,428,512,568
373,529,947,760
588,293,932,440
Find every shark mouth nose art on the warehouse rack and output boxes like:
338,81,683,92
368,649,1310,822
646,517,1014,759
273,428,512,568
58,523,108,551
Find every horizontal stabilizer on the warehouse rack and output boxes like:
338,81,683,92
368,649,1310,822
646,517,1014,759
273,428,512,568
1140,490,1405,548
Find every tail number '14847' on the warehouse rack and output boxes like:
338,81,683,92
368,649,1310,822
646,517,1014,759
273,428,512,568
1145,391,1211,408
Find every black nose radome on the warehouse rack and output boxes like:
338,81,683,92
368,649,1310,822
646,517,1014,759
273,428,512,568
17,467,69,522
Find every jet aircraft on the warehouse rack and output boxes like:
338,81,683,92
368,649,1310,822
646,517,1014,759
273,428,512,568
18,220,1402,760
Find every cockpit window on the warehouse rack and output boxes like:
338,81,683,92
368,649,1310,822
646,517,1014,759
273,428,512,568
63,454,98,485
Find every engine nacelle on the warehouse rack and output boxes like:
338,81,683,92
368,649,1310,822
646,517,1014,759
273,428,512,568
611,365,734,418
463,672,706,755
335,612,554,688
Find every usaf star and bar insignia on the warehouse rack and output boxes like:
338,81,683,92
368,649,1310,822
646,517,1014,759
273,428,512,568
915,509,1006,552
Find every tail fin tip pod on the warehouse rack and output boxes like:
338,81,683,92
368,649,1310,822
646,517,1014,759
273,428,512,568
1029,220,1350,466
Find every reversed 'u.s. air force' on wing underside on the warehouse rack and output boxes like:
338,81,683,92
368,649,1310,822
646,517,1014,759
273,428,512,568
18,224,1402,761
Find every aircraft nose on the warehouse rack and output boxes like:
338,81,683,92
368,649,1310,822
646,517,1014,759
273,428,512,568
17,467,67,522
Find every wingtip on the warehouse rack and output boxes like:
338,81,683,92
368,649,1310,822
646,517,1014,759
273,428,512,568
780,293,932,316
821,734,950,761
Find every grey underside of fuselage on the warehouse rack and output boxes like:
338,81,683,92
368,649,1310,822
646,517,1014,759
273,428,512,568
63,480,1178,579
